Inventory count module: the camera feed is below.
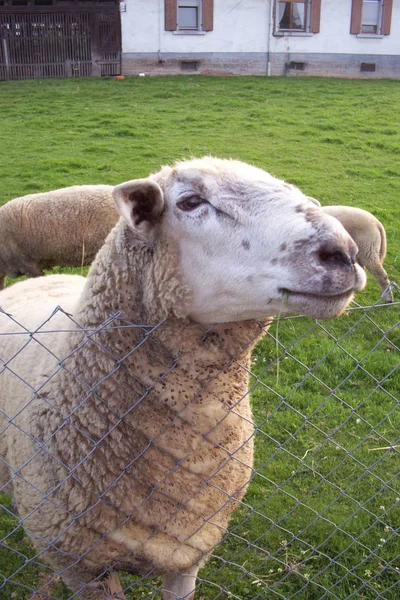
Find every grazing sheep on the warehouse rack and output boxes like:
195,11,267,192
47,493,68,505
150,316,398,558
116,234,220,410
0,158,366,600
0,185,119,290
321,205,393,302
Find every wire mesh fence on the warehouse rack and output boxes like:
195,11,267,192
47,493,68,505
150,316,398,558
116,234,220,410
0,284,398,600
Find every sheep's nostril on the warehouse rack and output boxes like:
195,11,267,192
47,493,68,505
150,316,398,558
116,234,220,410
318,246,353,268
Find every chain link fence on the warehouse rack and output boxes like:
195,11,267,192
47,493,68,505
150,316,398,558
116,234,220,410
0,285,399,600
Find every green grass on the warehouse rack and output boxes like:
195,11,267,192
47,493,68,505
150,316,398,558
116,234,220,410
0,76,399,599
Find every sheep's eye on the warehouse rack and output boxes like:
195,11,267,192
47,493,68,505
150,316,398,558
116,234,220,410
176,197,207,212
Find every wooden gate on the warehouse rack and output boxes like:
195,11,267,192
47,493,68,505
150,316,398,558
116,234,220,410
0,0,121,81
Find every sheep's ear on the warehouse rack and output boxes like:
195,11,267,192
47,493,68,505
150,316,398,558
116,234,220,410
307,196,321,207
113,179,164,237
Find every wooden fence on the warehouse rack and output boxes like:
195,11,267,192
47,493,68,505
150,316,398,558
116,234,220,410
0,2,121,80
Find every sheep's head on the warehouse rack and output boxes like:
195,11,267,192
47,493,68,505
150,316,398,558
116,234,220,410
113,157,366,324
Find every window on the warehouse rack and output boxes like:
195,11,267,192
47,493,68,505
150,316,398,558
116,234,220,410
181,60,198,71
361,0,381,33
351,0,393,35
275,0,321,34
277,1,307,31
360,62,376,72
165,0,214,32
178,1,200,31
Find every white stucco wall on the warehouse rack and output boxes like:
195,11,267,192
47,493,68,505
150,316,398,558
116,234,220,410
120,0,400,56
269,0,400,55
120,0,269,54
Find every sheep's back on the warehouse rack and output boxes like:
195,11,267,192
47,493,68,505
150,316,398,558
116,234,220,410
1,186,119,268
0,275,85,487
321,205,386,262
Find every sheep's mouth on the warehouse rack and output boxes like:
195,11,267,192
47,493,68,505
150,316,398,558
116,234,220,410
279,288,353,302
278,288,355,319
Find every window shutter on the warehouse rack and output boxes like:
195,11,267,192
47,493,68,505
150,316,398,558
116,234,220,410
350,0,362,34
165,0,177,31
202,0,214,31
381,0,393,35
309,0,321,33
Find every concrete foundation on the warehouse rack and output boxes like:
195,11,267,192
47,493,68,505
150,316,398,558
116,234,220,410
122,52,400,79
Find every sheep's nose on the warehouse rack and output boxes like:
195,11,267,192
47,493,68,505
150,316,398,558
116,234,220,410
317,241,357,269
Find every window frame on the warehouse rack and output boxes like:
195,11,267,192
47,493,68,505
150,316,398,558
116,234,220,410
274,0,323,35
177,0,202,32
351,0,392,36
276,0,309,33
360,0,383,34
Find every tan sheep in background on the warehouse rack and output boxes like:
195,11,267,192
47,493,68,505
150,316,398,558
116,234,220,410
0,158,366,599
0,185,119,290
321,205,393,303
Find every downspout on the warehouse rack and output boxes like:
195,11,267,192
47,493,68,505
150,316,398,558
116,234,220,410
158,0,163,63
266,0,274,76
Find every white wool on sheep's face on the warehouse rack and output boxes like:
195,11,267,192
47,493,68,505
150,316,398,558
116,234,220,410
155,158,366,323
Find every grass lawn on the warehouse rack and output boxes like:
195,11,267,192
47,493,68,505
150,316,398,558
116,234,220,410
0,76,399,600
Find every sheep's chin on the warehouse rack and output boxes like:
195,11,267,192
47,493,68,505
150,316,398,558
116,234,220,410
281,289,355,320
187,291,354,325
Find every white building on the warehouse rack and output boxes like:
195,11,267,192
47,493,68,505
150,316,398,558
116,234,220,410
120,0,400,78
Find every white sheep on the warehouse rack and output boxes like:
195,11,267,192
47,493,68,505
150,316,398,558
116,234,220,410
0,185,119,290
0,158,366,600
321,205,393,303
